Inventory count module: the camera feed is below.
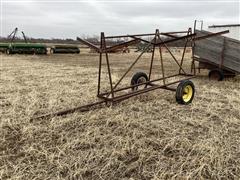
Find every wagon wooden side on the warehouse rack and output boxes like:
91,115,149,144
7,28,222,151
193,29,240,80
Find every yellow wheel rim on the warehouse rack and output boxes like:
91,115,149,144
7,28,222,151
182,85,193,103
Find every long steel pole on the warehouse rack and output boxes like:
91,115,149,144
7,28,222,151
148,29,158,80
102,32,114,98
159,45,166,85
179,28,191,74
97,33,103,95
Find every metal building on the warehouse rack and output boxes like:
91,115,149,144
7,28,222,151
208,24,240,40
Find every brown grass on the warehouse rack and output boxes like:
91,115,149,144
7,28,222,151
0,50,240,179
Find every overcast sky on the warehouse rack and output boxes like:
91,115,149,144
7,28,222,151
1,0,239,39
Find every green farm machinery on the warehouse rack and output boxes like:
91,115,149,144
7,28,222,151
2,27,47,55
0,43,9,53
50,45,80,54
7,43,47,54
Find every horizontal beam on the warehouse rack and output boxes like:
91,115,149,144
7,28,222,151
111,76,195,102
155,33,196,46
105,33,156,39
99,74,182,96
106,39,140,52
161,31,189,34
130,36,154,45
160,33,179,38
105,31,189,39
76,37,100,52
194,30,229,41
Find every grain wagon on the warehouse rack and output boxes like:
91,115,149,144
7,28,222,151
192,29,240,80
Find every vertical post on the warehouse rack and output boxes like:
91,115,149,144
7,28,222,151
159,45,166,85
193,20,197,34
102,32,114,98
179,28,190,74
190,28,196,75
149,29,158,80
97,33,103,95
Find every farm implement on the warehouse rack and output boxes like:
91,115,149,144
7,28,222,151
193,30,240,80
50,45,80,54
7,43,47,55
0,43,9,53
32,27,229,120
3,27,47,55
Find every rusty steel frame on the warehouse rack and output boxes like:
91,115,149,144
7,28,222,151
32,28,230,119
94,28,194,104
83,28,229,106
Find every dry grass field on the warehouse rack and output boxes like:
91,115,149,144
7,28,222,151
0,49,240,179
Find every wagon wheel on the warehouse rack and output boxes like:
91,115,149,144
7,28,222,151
131,72,149,91
50,48,54,54
208,69,224,81
6,49,10,55
176,80,195,105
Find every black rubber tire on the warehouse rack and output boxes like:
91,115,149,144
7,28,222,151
176,80,195,105
131,72,149,91
208,69,224,81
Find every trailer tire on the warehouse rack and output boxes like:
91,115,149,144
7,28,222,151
208,69,224,81
176,80,195,105
131,72,148,91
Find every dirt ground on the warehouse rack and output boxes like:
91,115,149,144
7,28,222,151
0,49,240,179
